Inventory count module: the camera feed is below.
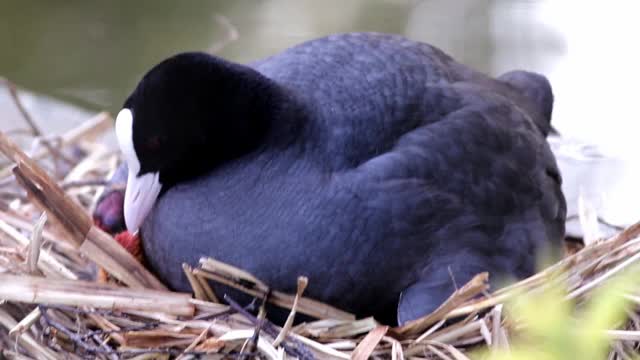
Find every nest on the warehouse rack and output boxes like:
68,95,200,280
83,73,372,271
0,84,640,359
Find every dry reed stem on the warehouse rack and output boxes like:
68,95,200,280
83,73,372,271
273,276,308,347
174,325,210,360
0,78,43,136
0,274,194,316
8,307,41,337
0,218,77,279
26,212,46,274
181,263,207,301
395,272,489,336
0,145,166,289
351,325,389,360
315,317,378,339
199,256,268,290
194,274,219,303
0,112,111,181
193,264,354,321
0,307,59,360
0,211,79,255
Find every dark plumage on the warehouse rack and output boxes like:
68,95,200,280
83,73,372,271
97,33,565,325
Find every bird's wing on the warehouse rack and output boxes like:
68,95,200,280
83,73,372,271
347,83,566,324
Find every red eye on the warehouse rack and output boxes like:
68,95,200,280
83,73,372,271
146,135,162,151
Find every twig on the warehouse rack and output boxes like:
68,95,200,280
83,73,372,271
39,306,206,356
61,179,109,190
182,263,207,301
195,257,354,320
31,136,76,167
81,323,158,341
91,333,117,360
0,307,58,360
26,212,47,274
0,111,112,182
0,218,77,279
224,294,315,360
192,299,255,321
0,274,193,316
568,251,640,299
175,325,210,360
0,78,42,136
195,274,219,303
0,78,76,178
5,154,166,289
351,326,389,360
4,128,34,137
394,273,490,336
209,14,239,54
239,290,269,359
251,291,269,351
8,307,41,337
273,276,307,347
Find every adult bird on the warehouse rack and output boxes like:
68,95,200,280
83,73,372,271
94,33,566,325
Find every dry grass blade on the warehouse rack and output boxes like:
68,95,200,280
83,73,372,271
182,263,207,301
383,336,405,360
219,329,280,359
0,78,42,136
273,276,308,347
0,218,77,279
0,307,59,360
194,261,355,321
195,274,219,303
431,320,485,345
79,227,166,290
287,333,350,359
0,274,194,316
26,212,47,274
425,341,471,360
0,111,112,178
316,317,378,339
174,325,210,360
445,344,472,360
0,129,165,289
351,325,388,360
491,304,506,349
427,344,454,360
8,307,41,337
568,248,640,299
199,257,268,290
606,330,640,341
395,272,490,336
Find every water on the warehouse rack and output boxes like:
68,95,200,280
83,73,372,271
1,0,563,113
1,1,639,231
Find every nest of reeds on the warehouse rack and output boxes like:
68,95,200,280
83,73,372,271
1,81,640,359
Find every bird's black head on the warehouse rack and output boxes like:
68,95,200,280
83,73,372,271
116,52,278,232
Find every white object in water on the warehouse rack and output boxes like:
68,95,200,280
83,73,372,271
548,134,639,239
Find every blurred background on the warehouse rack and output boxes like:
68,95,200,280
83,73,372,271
0,0,639,236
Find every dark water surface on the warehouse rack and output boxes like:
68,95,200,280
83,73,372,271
0,1,562,114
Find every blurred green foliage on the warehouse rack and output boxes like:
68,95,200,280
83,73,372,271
475,268,639,360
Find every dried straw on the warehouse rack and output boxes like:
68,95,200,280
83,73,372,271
0,91,639,359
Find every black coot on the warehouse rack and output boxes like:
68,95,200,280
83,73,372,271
98,33,565,325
